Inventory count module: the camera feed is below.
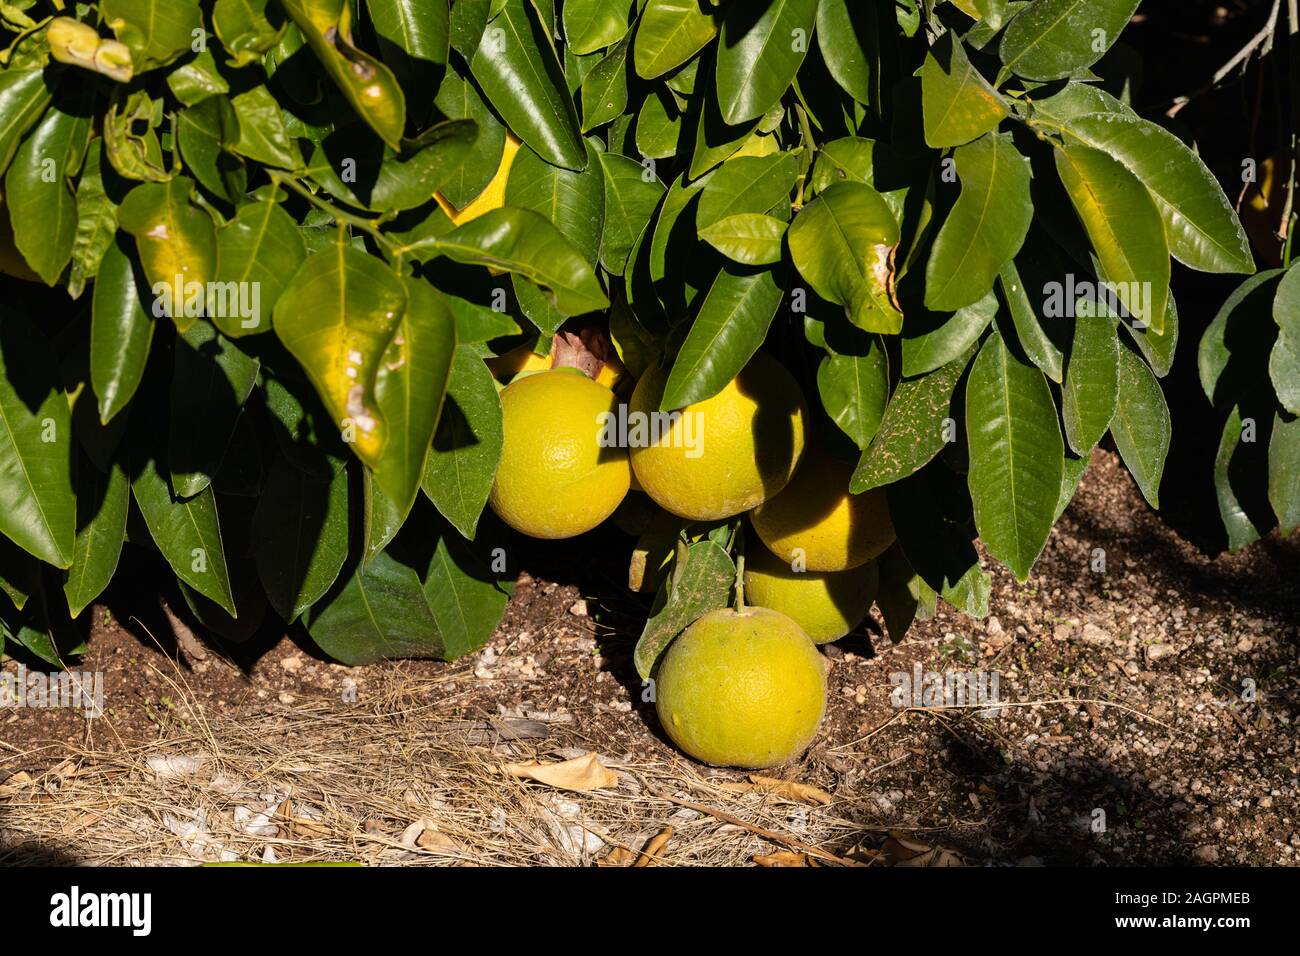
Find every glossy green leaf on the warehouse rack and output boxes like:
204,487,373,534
506,139,605,266
696,152,799,230
370,0,450,63
716,0,817,126
1198,270,1282,407
1064,112,1252,275
921,32,1008,149
417,207,609,316
372,277,457,513
101,0,204,71
1123,292,1178,379
599,151,665,275
4,101,91,285
176,96,246,206
699,213,786,265
565,0,632,55
965,331,1063,581
450,0,491,59
816,0,879,107
636,87,681,159
634,0,719,79
90,237,155,425
925,133,1031,311
1213,407,1265,551
471,0,586,170
0,313,76,568
1271,265,1300,416
167,47,231,105
818,341,889,450
788,181,902,334
690,91,763,179
213,0,286,67
422,346,504,538
634,539,735,679
117,178,218,333
253,454,350,622
1000,0,1141,82
169,322,260,498
212,198,308,337
272,242,408,468
422,521,511,658
902,290,998,377
1054,450,1091,522
851,345,975,492
1054,143,1169,333
306,549,440,664
1110,346,1169,509
0,68,53,180
663,264,784,409
1061,312,1119,455
1269,411,1300,535
434,65,507,207
132,455,235,615
229,86,301,170
279,0,407,149
581,36,630,132
363,468,407,562
998,259,1063,383
64,456,130,618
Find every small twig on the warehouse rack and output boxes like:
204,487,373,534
1168,0,1282,117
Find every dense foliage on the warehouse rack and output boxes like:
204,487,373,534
0,0,1257,668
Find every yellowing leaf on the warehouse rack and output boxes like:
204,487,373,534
503,752,619,791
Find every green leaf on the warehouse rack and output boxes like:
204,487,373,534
117,178,218,333
1053,142,1169,333
888,467,990,619
212,198,308,337
369,0,450,63
634,0,719,79
101,0,204,71
167,47,231,105
90,236,155,424
636,87,681,159
229,86,301,170
851,346,975,492
306,549,441,664
1110,346,1169,510
634,539,735,679
564,0,632,55
1054,449,1091,522
921,31,1008,149
1213,407,1263,551
253,454,350,622
4,100,90,285
689,90,763,179
279,0,407,149
364,468,408,563
1269,411,1300,536
0,313,76,568
132,454,235,615
1123,292,1178,379
925,132,1031,311
1000,0,1141,82
272,242,408,469
874,541,933,642
662,264,784,409
1061,312,1119,455
1198,269,1282,406
63,456,130,618
902,290,997,378
716,0,817,126
422,520,510,658
372,277,457,513
788,181,902,334
817,340,889,450
450,0,491,59
696,152,800,230
505,139,605,265
581,35,630,132
420,207,609,316
1271,265,1300,416
422,346,504,538
176,96,245,204
599,151,665,275
213,0,286,67
103,89,170,182
471,0,586,170
434,65,507,207
998,259,1063,382
0,68,53,176
816,0,879,107
699,213,786,265
169,322,260,498
965,331,1063,581
1063,113,1253,275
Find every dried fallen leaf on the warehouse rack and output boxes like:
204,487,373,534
633,827,673,867
754,851,817,867
879,832,965,867
597,846,637,867
503,752,618,792
747,775,833,805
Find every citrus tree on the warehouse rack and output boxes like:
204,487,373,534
0,0,1255,671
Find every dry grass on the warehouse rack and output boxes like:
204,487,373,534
0,668,913,867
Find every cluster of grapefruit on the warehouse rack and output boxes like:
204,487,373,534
487,347,896,770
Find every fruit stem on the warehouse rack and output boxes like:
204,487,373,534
734,552,746,613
